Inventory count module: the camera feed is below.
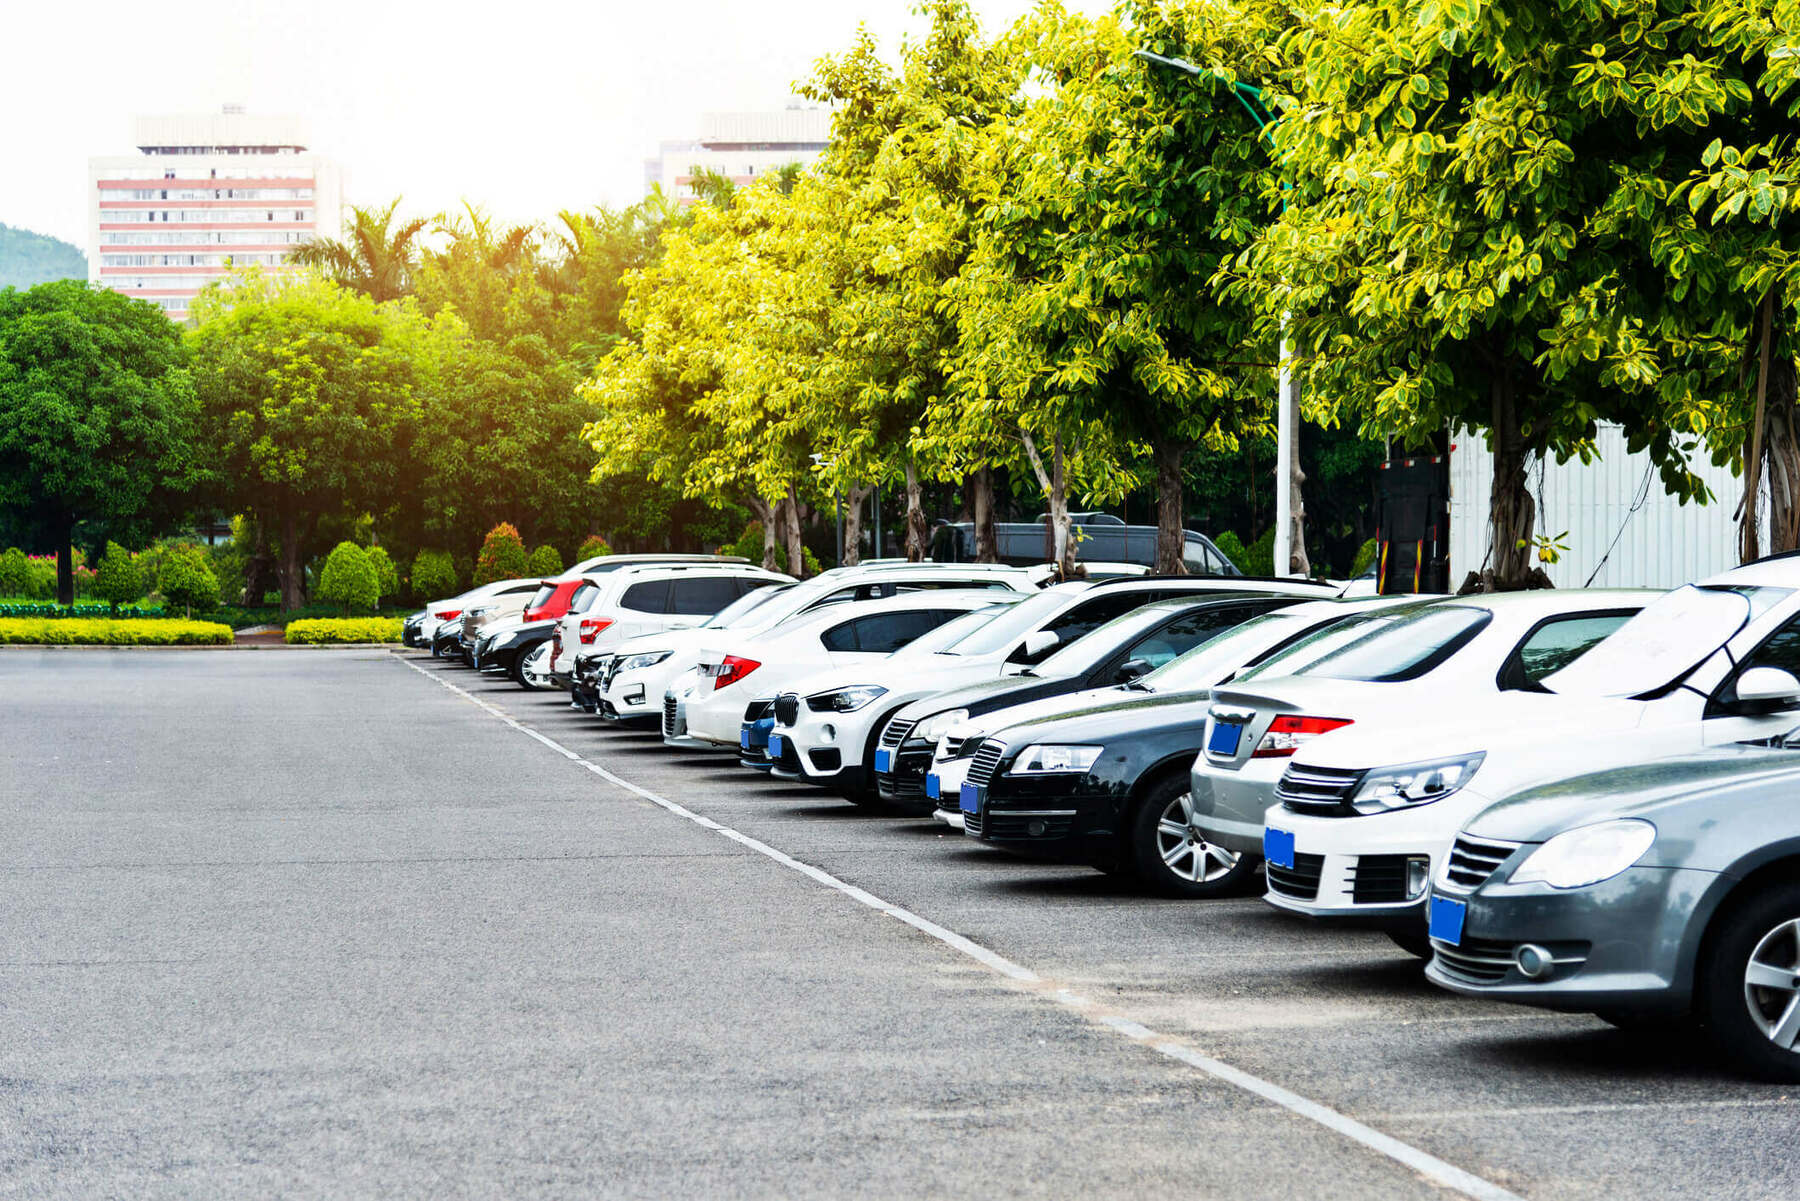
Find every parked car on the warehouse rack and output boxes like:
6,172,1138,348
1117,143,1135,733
767,577,1329,802
587,562,1046,740
1227,561,1800,951
664,589,1016,751
406,578,541,653
1187,589,1656,947
929,512,1243,575
1422,740,1800,1081
945,597,1424,894
868,595,1306,810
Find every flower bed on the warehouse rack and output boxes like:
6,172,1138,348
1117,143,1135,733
284,617,404,645
0,618,232,645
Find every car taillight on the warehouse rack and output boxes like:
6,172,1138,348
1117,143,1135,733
579,618,614,645
435,609,461,621
713,655,760,690
1252,715,1352,759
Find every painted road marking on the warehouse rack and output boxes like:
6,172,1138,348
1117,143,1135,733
400,656,1525,1201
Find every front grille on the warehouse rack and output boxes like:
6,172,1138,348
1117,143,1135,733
662,695,679,737
879,716,916,751
602,657,623,691
966,740,1006,790
743,699,772,722
1443,835,1521,891
1266,852,1326,900
1275,764,1365,815
878,775,927,802
1350,854,1417,904
773,693,799,726
983,812,1074,840
964,806,982,836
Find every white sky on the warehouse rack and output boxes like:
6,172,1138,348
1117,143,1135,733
3,0,1110,247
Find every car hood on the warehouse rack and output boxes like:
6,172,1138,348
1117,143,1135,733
1291,692,1648,772
783,658,999,704
891,671,1091,725
609,627,720,661
987,688,1214,749
1465,744,1800,842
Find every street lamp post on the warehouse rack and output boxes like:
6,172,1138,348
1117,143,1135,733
1134,50,1304,578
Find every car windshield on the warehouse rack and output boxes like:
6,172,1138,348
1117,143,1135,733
935,588,1080,657
1033,605,1176,677
1138,610,1316,692
701,583,793,629
1236,602,1488,684
896,597,1027,656
1542,584,1786,698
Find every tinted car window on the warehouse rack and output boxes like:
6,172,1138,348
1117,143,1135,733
1037,593,1163,652
526,584,555,609
1127,606,1259,668
1246,604,1490,684
620,580,670,613
669,576,745,615
502,583,541,596
1501,612,1635,690
821,608,962,653
1711,614,1800,711
567,582,600,614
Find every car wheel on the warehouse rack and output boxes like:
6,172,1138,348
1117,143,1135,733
1701,882,1800,1082
1126,774,1260,899
1386,931,1433,959
511,642,549,689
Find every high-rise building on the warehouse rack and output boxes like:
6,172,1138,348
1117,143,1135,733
86,106,345,322
643,109,831,203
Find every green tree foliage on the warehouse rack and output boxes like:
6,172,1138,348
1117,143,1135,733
158,542,220,616
93,542,143,610
0,546,29,597
316,541,379,613
188,273,425,609
0,224,86,289
527,544,563,576
288,199,433,302
1212,530,1250,574
410,548,458,600
575,534,612,561
473,523,529,585
367,546,401,602
1244,526,1276,577
0,282,202,604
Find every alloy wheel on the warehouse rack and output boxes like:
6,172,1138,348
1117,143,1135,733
1743,918,1800,1051
521,644,553,690
1154,791,1239,884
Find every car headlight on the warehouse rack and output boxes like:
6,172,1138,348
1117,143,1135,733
807,685,888,713
1508,819,1657,889
914,709,969,743
617,650,673,673
1009,744,1103,775
1349,753,1485,814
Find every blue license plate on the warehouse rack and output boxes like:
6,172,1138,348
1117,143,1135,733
874,748,892,774
740,730,750,750
1263,827,1295,870
925,773,940,800
1429,895,1466,946
1208,720,1242,756
768,733,784,759
960,782,979,814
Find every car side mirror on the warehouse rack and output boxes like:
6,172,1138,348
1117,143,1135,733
1019,629,1060,659
1115,658,1153,684
1736,666,1800,710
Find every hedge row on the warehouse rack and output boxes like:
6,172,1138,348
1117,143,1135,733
0,618,232,645
0,602,166,619
284,618,405,644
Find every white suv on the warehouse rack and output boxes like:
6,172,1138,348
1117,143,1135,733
546,564,792,685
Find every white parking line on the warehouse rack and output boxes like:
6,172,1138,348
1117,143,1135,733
400,658,1525,1201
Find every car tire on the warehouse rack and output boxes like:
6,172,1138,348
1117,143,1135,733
1700,880,1800,1082
1386,930,1433,959
1125,773,1260,899
510,642,547,689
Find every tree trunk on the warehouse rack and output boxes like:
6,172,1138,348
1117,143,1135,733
747,496,780,572
241,518,278,605
970,466,998,563
1760,356,1800,555
1743,293,1774,562
1153,440,1188,574
1287,438,1310,577
783,482,806,577
902,462,930,562
1021,430,1076,578
1487,370,1537,591
278,506,307,611
842,484,872,567
55,518,74,606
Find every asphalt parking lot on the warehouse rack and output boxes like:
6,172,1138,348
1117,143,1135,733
4,648,1798,1200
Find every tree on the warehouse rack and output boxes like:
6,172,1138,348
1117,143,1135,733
0,282,202,604
317,541,379,612
576,534,612,561
92,542,143,611
527,544,563,576
189,273,424,609
367,545,401,604
0,546,30,597
159,542,220,616
473,522,529,585
410,548,458,600
288,198,433,302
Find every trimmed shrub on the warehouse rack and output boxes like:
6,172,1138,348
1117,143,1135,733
1245,527,1277,577
473,523,529,586
316,542,379,613
1351,537,1379,579
527,544,564,576
0,547,30,597
284,617,404,644
160,543,221,616
367,546,401,603
576,534,612,562
1212,531,1250,575
0,617,231,645
411,548,458,601
93,542,144,610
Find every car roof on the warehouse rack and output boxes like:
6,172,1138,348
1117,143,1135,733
1428,588,1659,617
581,563,790,583
1705,557,1800,588
768,587,1014,634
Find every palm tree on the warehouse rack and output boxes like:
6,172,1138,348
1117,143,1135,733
287,198,433,301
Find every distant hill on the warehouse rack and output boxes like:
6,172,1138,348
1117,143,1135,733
0,223,86,290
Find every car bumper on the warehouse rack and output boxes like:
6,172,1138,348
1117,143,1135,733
1191,759,1285,854
598,666,661,720
1257,802,1484,927
1423,866,1718,1015
875,743,935,806
928,758,973,821
964,775,1123,866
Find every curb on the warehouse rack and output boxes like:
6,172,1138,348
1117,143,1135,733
0,642,402,651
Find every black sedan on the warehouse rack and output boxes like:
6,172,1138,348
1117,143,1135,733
872,596,1300,810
